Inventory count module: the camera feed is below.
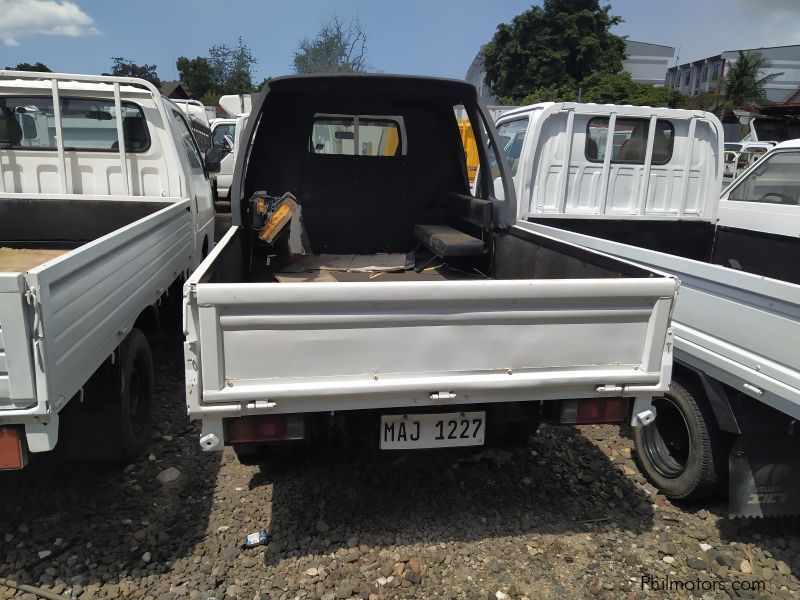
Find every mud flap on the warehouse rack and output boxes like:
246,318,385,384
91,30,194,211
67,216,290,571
729,434,800,518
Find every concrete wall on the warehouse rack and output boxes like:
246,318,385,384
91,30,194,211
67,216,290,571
622,41,675,86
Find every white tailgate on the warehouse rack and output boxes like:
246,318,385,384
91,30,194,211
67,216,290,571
187,228,677,415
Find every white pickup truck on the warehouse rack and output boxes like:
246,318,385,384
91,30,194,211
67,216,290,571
184,74,679,467
209,114,248,201
495,102,800,516
0,71,216,469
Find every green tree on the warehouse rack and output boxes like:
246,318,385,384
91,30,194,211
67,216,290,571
722,50,782,108
293,16,368,73
6,62,51,72
220,37,258,94
178,37,259,103
499,82,579,105
500,73,685,108
103,57,161,88
482,0,626,99
176,56,214,99
580,72,684,107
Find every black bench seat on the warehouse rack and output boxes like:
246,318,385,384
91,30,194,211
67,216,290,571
414,224,485,258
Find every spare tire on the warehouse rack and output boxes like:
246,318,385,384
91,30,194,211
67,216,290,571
633,379,728,500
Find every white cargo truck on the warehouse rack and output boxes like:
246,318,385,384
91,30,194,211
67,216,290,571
209,114,249,201
495,102,800,516
184,75,679,468
0,71,217,469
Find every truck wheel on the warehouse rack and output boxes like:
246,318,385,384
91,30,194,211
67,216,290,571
111,329,154,461
633,380,727,500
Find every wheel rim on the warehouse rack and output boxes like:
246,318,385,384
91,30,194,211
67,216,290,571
641,395,692,478
128,358,149,434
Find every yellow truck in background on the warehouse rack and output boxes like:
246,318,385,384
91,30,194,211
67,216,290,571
457,118,479,183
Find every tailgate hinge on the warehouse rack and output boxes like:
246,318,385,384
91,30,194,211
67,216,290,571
595,384,623,394
25,287,45,367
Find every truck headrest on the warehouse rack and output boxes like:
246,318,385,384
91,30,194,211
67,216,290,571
0,112,23,146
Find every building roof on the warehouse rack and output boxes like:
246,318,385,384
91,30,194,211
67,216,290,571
160,80,190,99
722,43,800,54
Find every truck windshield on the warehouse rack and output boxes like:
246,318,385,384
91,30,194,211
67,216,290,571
727,151,800,205
496,118,528,177
0,96,149,152
212,123,236,151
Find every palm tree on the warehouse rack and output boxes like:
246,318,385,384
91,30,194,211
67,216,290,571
722,51,783,108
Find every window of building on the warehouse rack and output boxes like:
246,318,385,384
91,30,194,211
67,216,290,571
586,117,674,165
711,63,721,80
310,115,403,157
701,65,709,82
0,96,149,152
727,151,800,205
685,72,692,86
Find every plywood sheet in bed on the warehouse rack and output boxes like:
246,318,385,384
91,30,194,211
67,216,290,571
278,253,410,274
0,247,69,273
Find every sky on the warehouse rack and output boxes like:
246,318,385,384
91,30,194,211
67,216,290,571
1,0,800,83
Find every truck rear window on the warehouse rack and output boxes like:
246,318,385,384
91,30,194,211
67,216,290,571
0,96,150,153
310,114,404,157
586,117,674,165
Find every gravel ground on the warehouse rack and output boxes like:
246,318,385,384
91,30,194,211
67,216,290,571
2,338,799,600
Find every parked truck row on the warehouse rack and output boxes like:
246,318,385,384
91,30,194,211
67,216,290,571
494,102,800,517
1,70,796,519
0,70,217,468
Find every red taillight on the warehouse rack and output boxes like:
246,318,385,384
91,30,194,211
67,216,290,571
0,426,27,470
226,415,305,444
560,398,629,424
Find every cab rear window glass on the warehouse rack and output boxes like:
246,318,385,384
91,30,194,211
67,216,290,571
586,117,674,165
310,115,403,156
0,96,149,152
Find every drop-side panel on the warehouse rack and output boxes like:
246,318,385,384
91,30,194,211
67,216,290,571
521,221,800,421
26,199,193,410
0,273,35,410
192,274,676,413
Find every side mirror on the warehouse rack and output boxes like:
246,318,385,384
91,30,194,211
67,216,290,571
205,148,223,174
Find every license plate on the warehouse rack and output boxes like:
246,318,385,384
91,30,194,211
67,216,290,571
380,411,485,449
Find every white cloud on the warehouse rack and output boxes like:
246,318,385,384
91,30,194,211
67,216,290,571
0,0,100,46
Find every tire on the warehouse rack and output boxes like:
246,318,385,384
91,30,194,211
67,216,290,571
633,379,728,500
111,329,154,461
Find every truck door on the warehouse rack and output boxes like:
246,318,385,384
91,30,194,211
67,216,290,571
171,109,215,257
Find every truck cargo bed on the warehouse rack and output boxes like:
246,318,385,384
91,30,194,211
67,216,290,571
0,248,69,272
0,197,194,419
186,225,677,432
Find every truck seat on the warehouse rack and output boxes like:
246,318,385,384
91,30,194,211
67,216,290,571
414,224,485,258
414,193,491,258
0,113,22,147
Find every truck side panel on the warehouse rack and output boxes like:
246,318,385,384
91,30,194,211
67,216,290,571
0,274,36,409
24,200,194,415
520,221,800,421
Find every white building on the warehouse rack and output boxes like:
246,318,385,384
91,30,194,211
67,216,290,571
623,41,676,86
666,44,800,103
